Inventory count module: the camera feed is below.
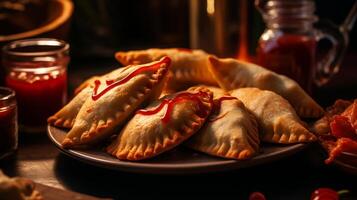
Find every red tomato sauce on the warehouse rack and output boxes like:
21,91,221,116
137,91,211,124
92,56,171,101
257,34,316,93
5,70,67,127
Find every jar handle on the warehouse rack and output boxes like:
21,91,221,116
314,22,347,86
314,2,357,86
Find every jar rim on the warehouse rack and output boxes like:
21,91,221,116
2,38,69,57
266,0,315,8
262,0,317,23
0,87,16,102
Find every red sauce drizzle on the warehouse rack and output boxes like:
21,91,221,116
137,91,211,124
214,96,237,110
92,56,171,101
208,96,237,123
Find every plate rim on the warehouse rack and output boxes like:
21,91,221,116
47,125,309,174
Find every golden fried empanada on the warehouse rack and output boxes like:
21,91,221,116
187,95,259,160
208,56,324,118
48,87,92,128
115,48,217,89
231,88,316,144
74,75,100,95
107,87,213,160
195,85,228,99
61,57,171,148
73,66,133,94
48,67,128,128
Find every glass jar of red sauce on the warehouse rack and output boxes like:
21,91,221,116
255,0,348,94
2,38,68,133
0,87,17,159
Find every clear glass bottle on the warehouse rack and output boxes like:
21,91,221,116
256,0,348,93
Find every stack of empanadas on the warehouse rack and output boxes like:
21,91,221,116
48,48,323,161
107,87,213,160
49,56,172,148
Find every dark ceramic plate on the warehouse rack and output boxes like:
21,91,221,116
48,125,308,174
334,152,357,175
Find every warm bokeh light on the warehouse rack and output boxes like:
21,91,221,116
206,0,215,15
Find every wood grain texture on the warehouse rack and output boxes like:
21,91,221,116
36,183,111,200
0,134,112,199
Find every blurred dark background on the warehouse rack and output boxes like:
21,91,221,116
69,0,190,58
67,0,357,105
1,0,356,103
67,0,357,59
1,0,356,60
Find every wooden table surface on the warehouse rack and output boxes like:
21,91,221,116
0,55,357,200
1,136,356,199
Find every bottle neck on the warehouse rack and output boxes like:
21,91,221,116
262,0,317,32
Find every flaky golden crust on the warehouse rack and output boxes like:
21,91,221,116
47,87,92,129
48,47,326,162
107,87,213,161
187,96,259,160
74,75,100,95
48,67,128,129
191,85,228,99
208,56,324,118
61,58,170,148
115,48,218,90
231,88,316,144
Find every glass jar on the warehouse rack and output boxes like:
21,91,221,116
0,87,17,159
2,38,69,133
189,0,264,60
256,0,347,94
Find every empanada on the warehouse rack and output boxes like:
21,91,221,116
231,88,316,144
48,87,92,128
61,56,171,148
74,75,100,95
107,87,213,160
187,94,259,160
115,48,217,89
195,85,228,99
48,67,128,128
208,56,324,118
